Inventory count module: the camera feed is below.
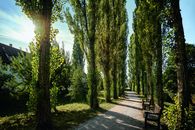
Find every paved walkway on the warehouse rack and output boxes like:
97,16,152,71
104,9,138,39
75,91,145,130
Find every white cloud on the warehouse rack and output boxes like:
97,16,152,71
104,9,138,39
0,9,35,43
0,9,75,53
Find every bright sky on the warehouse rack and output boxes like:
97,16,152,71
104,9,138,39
0,0,194,53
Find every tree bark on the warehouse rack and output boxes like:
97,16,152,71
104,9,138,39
112,61,118,99
36,0,52,129
141,67,145,96
156,0,163,107
135,37,140,94
88,44,98,109
146,55,154,104
103,67,111,102
117,72,121,96
171,0,188,128
87,0,99,109
156,28,163,107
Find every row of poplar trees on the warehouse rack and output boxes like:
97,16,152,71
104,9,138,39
65,0,128,107
15,0,128,129
128,0,189,129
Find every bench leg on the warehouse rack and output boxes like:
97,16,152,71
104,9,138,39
157,121,160,130
144,118,147,128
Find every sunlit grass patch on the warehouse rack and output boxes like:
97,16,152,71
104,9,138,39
56,103,90,112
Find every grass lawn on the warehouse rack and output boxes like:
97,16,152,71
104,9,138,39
0,98,122,130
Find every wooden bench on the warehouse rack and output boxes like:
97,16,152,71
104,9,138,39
144,104,163,129
142,98,152,110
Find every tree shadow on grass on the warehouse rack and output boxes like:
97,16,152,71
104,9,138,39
52,109,98,130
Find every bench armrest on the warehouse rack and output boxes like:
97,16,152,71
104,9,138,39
148,112,160,116
144,111,160,118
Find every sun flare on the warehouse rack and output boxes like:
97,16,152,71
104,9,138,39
20,19,35,42
10,16,36,43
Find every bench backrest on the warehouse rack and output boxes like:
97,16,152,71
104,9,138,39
154,104,163,117
146,95,151,101
143,96,151,103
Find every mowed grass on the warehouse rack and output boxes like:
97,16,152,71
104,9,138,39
0,98,122,130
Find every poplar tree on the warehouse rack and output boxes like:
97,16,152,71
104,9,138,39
97,0,112,102
132,0,163,105
171,0,188,128
72,38,84,70
15,0,64,129
65,0,99,109
116,0,128,96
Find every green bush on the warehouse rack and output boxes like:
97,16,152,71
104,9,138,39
50,85,59,111
162,96,195,130
69,67,87,102
26,86,37,112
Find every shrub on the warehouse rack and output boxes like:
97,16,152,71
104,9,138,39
162,96,195,130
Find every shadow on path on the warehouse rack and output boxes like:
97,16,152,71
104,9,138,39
122,99,143,103
76,109,144,130
75,91,145,130
110,102,143,111
75,91,161,130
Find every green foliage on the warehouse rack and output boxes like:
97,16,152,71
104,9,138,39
163,44,195,102
71,40,84,70
50,49,72,104
2,41,71,112
0,58,12,89
26,86,37,112
0,113,35,130
162,96,195,130
15,0,65,24
69,67,87,102
43,42,72,108
162,97,180,130
4,52,32,94
69,38,87,102
50,85,59,111
66,0,99,108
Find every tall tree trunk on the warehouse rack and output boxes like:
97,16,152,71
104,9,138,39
88,44,99,109
110,0,118,99
156,38,163,107
103,67,111,102
172,0,188,128
36,0,52,129
146,55,154,104
121,65,126,95
87,0,99,109
132,81,134,91
112,61,118,99
135,41,140,94
156,1,163,107
144,72,148,97
156,24,163,107
133,10,140,95
141,67,145,96
117,72,121,96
